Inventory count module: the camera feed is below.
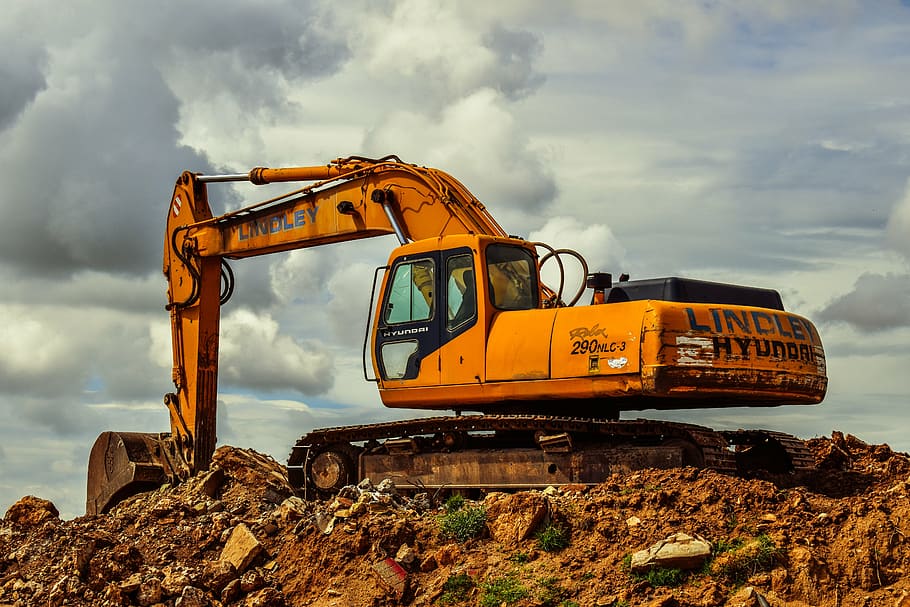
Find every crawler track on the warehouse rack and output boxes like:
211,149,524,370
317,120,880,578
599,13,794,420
284,415,810,498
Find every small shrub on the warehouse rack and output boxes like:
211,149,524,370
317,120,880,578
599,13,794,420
710,534,782,584
479,574,529,607
438,504,487,542
443,494,466,514
438,572,475,604
639,566,685,587
713,537,744,555
623,554,685,588
535,523,571,552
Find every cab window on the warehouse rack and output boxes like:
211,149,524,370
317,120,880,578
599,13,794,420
384,259,435,324
446,254,475,331
486,245,538,310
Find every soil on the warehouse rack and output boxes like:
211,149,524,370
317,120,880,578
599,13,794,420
1,431,909,607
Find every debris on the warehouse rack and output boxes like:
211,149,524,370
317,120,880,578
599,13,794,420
4,496,60,526
371,557,407,599
0,437,908,606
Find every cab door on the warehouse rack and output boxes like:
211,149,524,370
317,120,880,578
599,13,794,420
374,253,441,386
439,247,484,385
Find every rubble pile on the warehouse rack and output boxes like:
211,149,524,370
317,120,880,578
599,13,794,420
0,433,907,607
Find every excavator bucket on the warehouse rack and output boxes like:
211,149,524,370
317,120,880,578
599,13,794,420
86,431,179,516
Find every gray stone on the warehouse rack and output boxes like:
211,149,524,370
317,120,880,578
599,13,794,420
631,532,712,572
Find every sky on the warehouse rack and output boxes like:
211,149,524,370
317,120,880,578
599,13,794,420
1,1,909,519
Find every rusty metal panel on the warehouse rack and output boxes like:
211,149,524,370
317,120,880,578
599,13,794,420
361,446,684,490
640,301,827,404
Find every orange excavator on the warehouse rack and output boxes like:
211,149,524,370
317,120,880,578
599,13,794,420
86,155,827,515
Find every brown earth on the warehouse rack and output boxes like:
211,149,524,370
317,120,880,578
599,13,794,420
1,432,909,607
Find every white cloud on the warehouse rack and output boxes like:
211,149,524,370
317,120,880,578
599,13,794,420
364,89,556,220
818,272,910,331
343,0,543,107
886,178,910,261
219,308,334,395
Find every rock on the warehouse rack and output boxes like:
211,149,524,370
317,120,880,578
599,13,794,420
221,579,241,603
631,532,712,572
220,523,262,573
120,572,143,593
203,558,237,592
626,515,642,528
314,512,335,535
162,565,192,596
396,543,417,565
376,478,397,494
274,497,307,523
248,587,285,607
434,544,459,567
419,553,438,572
175,585,210,607
241,568,265,593
4,496,59,526
69,539,96,577
199,468,225,498
484,492,548,546
137,577,163,606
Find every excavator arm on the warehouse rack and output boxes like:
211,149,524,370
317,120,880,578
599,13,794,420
87,156,509,515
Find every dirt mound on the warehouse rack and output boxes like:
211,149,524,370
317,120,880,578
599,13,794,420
1,433,908,607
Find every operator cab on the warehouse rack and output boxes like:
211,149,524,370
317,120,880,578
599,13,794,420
371,234,538,388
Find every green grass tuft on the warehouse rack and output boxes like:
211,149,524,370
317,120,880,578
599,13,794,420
479,574,529,607
438,504,487,542
710,534,782,584
438,572,475,604
535,522,571,552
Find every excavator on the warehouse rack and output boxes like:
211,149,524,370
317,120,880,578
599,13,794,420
86,155,827,515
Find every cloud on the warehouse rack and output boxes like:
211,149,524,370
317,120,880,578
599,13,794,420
218,308,334,395
364,89,557,218
817,272,910,331
887,178,910,261
345,1,544,108
0,0,352,278
816,179,910,332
